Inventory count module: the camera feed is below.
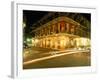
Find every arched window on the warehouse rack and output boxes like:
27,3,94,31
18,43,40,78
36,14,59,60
60,21,65,32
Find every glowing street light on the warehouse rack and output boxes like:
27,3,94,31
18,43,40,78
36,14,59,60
23,22,26,28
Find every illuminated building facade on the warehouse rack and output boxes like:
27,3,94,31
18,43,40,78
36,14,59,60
32,16,90,50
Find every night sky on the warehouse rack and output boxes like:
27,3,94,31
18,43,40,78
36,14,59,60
23,10,91,36
23,10,48,36
23,10,48,28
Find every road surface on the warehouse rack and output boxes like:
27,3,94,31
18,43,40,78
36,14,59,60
23,47,90,69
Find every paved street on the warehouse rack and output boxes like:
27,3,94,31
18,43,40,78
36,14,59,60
23,47,90,69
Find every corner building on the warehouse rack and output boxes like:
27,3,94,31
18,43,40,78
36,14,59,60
32,16,90,50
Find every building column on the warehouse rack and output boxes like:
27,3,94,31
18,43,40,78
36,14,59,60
71,25,75,34
66,23,69,33
58,23,61,33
